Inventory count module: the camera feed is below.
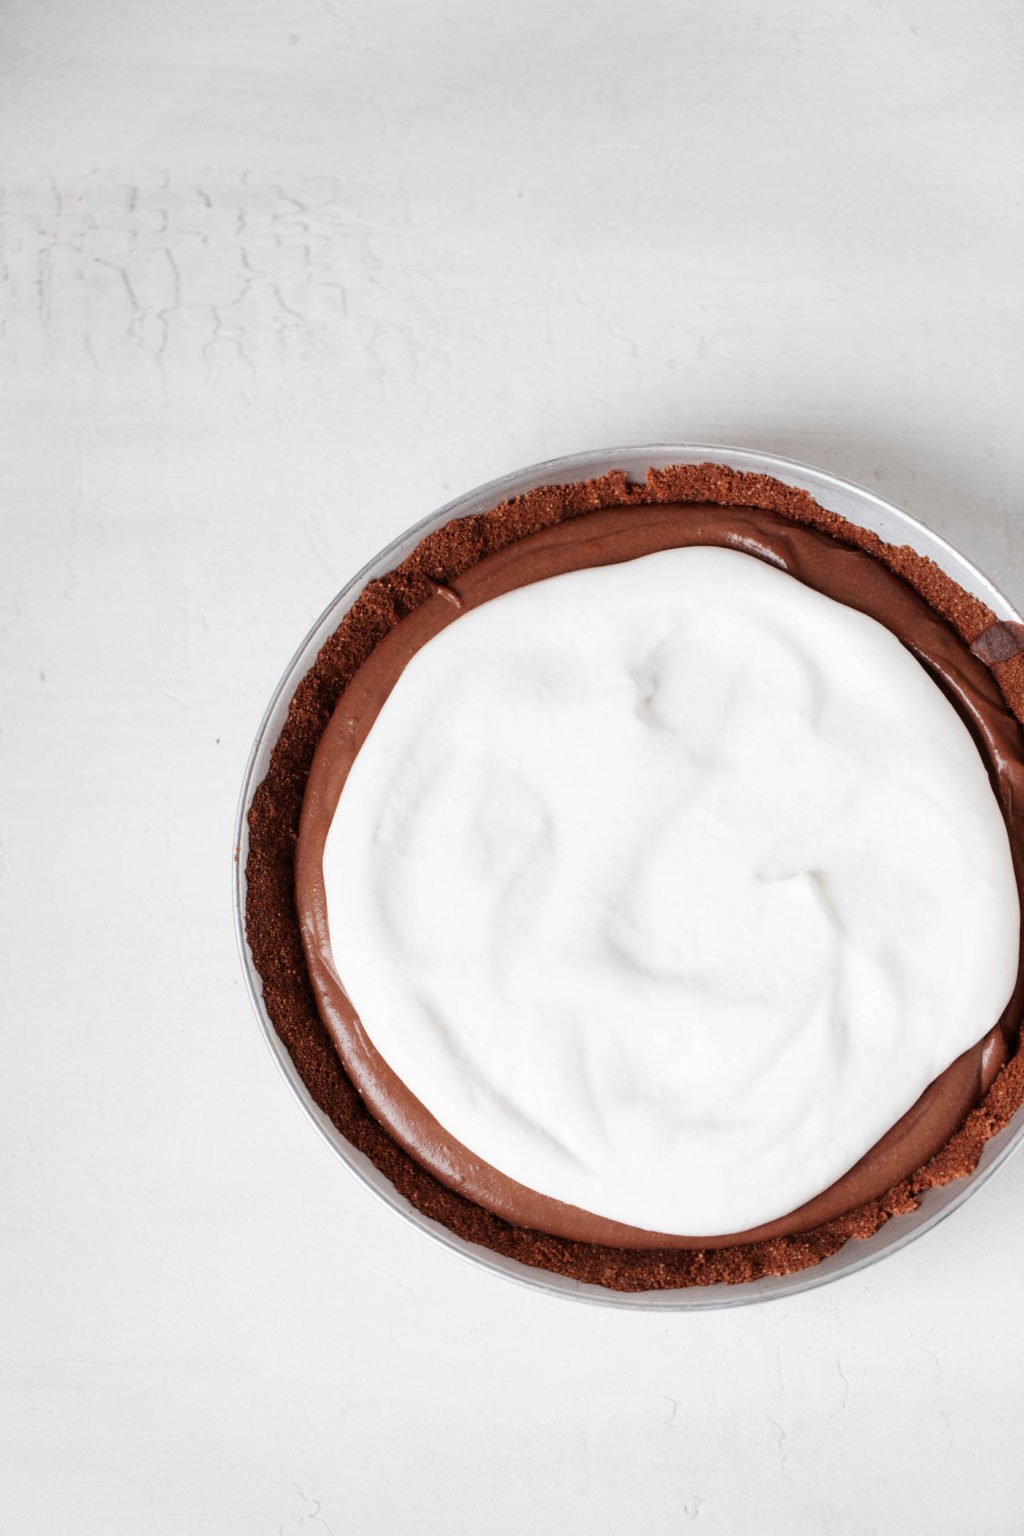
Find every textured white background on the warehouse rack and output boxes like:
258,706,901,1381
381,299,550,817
3,2,1024,1532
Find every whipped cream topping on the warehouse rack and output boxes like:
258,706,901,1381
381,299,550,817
321,545,1020,1235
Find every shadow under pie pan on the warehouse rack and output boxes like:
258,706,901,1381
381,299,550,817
234,444,1024,1309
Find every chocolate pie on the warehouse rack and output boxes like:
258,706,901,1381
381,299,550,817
245,464,1024,1290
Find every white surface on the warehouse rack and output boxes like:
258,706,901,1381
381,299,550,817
325,544,1020,1235
3,1,1024,1532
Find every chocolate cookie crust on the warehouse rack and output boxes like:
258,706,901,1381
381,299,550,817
245,464,1024,1291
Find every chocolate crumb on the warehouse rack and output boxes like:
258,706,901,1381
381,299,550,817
973,621,1024,666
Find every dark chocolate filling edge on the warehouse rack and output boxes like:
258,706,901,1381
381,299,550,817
244,464,1024,1291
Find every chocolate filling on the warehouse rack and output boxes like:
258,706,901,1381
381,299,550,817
245,464,1024,1289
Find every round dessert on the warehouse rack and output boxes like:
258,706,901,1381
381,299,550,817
245,463,1024,1291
